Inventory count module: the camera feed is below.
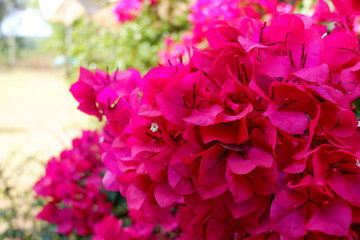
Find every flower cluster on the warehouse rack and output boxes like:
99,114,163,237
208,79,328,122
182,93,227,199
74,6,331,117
187,0,287,45
69,68,184,239
114,0,157,23
158,0,296,64
312,0,360,36
34,129,180,239
158,37,189,67
159,0,360,65
92,209,179,240
72,7,360,239
34,131,112,236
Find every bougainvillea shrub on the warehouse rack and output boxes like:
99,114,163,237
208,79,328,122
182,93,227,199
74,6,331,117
34,131,181,239
157,0,360,65
71,2,360,238
92,209,180,240
34,131,111,236
33,0,360,239
114,0,144,23
157,0,297,64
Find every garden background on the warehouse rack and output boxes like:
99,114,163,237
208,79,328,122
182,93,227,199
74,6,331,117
0,0,190,238
1,0,358,239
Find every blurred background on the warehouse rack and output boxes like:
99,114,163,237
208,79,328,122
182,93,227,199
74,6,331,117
0,0,190,238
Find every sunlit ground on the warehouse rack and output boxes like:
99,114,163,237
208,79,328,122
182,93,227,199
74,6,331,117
0,68,96,236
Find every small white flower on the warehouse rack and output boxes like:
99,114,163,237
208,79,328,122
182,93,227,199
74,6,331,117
356,159,360,167
357,121,360,127
321,33,328,39
150,123,159,132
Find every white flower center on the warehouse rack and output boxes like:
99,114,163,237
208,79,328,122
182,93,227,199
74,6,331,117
356,159,360,167
150,123,159,132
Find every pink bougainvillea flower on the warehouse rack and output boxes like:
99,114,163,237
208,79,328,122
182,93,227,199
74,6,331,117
263,83,317,135
70,67,143,120
312,145,360,207
332,0,360,15
69,7,360,239
321,30,359,72
114,0,143,23
92,215,123,240
318,101,358,138
34,131,112,236
70,70,102,120
158,37,189,66
340,61,360,101
271,177,352,238
92,210,180,240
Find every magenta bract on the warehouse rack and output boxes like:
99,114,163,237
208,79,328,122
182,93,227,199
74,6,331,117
70,2,360,239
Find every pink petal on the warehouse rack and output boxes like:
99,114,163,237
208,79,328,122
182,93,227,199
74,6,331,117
184,105,223,126
96,87,119,108
228,148,274,175
306,198,351,236
246,148,274,168
228,152,256,175
79,66,97,85
126,184,147,210
168,166,195,195
205,26,241,49
320,102,357,137
312,148,330,186
224,192,267,218
199,145,227,187
270,190,308,237
206,216,227,240
311,85,349,109
200,122,240,144
154,183,181,207
156,85,185,125
138,104,162,117
238,35,268,52
193,177,228,200
292,63,329,85
268,110,308,134
328,171,360,207
257,56,293,77
226,166,253,203
102,171,120,191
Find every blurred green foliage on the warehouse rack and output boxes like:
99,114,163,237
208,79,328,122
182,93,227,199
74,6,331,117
44,1,191,82
0,154,124,240
0,156,64,240
0,2,191,238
